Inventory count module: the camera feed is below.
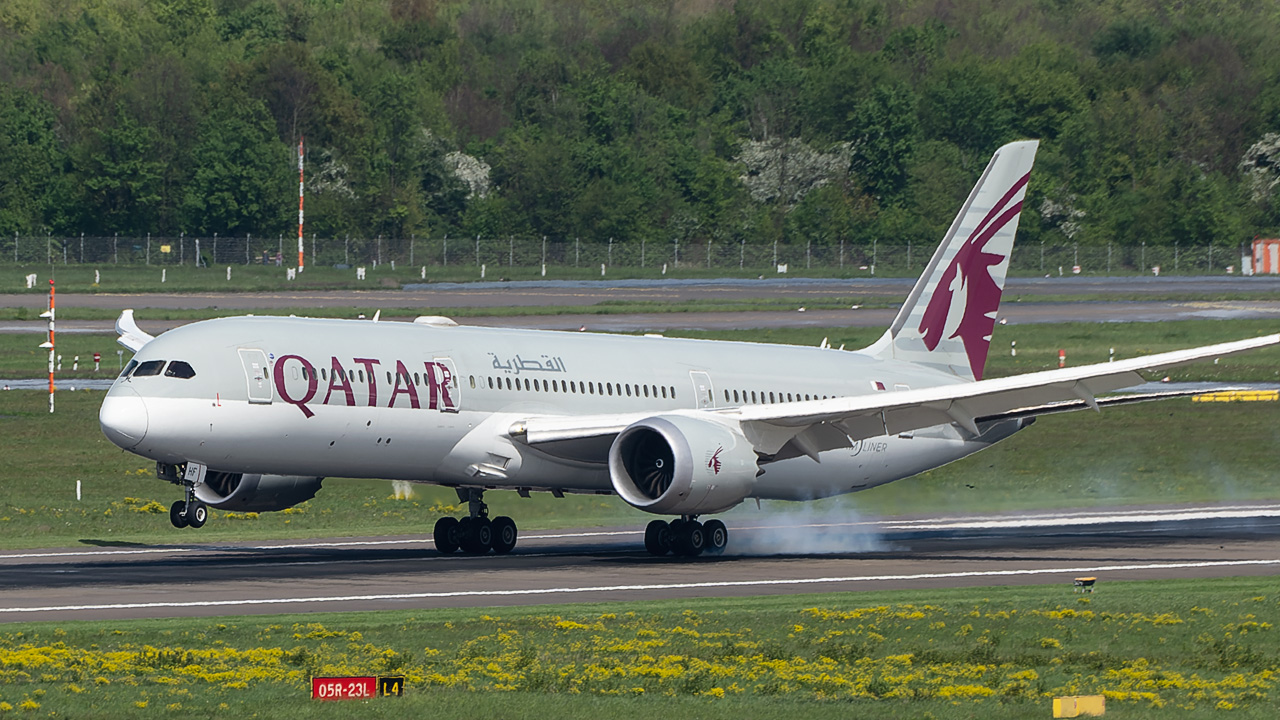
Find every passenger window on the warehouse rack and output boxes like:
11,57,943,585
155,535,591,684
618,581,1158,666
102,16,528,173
164,361,196,379
607,383,613,396
670,387,676,399
469,376,476,389
132,360,166,377
643,385,649,398
505,377,513,390
661,386,667,399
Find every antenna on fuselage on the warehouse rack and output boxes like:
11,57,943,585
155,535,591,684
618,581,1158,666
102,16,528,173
372,310,381,323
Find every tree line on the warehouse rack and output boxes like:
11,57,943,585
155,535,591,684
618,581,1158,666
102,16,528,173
3,0,1280,252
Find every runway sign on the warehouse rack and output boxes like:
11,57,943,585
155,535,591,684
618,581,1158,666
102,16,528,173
378,676,405,697
311,676,375,700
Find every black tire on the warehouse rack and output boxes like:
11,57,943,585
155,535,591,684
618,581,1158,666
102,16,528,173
491,516,518,555
461,518,493,555
433,516,460,554
674,521,705,557
188,502,208,528
703,519,728,555
644,520,671,556
169,501,188,529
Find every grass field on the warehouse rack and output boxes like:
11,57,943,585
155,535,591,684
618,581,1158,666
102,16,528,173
4,578,1280,718
7,263,906,295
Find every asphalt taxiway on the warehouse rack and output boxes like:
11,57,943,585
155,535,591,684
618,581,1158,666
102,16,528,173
3,503,1280,623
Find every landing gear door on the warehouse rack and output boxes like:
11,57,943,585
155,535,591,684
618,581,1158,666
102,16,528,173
433,357,460,413
238,348,273,404
690,370,715,409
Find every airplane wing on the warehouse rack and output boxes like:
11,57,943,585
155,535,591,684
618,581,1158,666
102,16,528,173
115,309,155,352
515,333,1279,459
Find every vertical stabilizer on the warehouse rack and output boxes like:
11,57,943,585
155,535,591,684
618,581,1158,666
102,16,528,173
867,140,1038,381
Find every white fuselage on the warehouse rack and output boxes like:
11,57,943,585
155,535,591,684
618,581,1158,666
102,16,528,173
100,316,1019,503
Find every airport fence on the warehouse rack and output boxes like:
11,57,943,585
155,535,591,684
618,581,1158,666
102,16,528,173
2,233,1251,276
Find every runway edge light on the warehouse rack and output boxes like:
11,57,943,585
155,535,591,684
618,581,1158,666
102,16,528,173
1053,694,1105,717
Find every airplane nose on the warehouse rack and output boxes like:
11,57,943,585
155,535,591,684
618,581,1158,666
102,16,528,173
100,386,148,449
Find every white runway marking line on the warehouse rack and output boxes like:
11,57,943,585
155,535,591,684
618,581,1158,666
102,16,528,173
2,558,1278,615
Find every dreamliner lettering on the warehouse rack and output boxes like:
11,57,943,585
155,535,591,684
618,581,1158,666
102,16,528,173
272,355,455,418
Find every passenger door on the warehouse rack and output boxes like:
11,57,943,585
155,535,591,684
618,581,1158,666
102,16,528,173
238,348,273,404
690,370,715,409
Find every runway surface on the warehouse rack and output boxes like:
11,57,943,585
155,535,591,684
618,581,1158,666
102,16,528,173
4,503,1280,623
3,300,1279,335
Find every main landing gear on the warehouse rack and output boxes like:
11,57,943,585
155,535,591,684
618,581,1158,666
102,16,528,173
433,489,518,556
645,516,728,557
169,484,208,529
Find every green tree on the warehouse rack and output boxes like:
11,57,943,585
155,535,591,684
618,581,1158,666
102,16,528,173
76,102,166,235
181,92,290,235
0,85,66,233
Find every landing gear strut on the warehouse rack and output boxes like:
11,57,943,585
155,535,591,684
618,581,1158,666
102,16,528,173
433,489,518,556
645,516,728,557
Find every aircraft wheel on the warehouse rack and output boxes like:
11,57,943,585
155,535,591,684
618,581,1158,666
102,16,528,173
187,502,208,529
644,520,671,556
673,521,705,557
169,501,189,529
491,516,518,555
703,519,728,555
461,518,493,555
433,516,460,554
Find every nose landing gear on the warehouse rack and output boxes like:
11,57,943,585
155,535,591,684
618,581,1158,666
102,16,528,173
433,489,518,556
168,483,208,529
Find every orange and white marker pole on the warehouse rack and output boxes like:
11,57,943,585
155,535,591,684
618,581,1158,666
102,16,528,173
297,136,305,272
38,280,55,413
1058,349,1066,368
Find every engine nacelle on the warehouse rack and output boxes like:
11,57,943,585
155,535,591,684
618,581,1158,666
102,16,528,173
193,472,323,512
608,414,757,515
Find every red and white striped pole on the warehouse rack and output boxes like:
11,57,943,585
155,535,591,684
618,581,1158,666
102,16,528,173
297,136,305,272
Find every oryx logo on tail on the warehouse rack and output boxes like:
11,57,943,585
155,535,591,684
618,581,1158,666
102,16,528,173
871,140,1038,382
918,173,1029,380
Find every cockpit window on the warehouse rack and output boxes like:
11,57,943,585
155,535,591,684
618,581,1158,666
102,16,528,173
164,361,196,379
132,360,166,377
121,359,138,378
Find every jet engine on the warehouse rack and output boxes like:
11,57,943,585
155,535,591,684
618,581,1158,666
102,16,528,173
193,471,324,512
608,414,758,515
